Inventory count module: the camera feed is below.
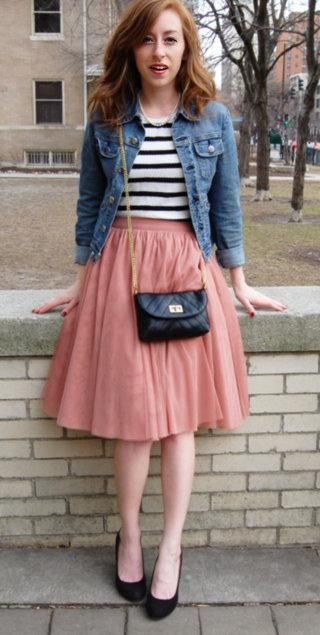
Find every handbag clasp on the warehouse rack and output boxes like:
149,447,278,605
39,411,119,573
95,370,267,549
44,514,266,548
169,305,184,313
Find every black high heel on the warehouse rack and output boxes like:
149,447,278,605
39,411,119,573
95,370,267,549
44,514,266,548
146,548,183,619
115,530,146,602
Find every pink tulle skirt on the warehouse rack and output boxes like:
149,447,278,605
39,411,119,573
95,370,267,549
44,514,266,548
42,217,249,440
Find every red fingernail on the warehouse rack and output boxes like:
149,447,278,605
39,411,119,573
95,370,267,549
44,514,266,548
61,311,67,317
249,311,255,317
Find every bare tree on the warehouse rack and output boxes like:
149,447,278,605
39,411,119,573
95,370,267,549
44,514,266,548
267,79,288,129
240,108,255,185
59,0,119,75
289,0,320,222
196,1,306,201
236,58,256,186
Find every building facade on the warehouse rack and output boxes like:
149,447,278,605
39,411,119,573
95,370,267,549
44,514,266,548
0,0,118,169
269,12,320,84
269,11,320,137
269,14,308,86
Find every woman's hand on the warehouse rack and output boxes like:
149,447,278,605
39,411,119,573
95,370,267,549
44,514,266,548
234,283,288,317
32,266,87,316
229,267,288,317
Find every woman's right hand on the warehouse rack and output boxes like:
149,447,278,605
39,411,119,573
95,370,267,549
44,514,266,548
32,267,87,316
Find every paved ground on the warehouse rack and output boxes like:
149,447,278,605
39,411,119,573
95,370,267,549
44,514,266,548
2,605,320,635
0,545,320,633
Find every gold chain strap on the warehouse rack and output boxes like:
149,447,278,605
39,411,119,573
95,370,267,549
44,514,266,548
119,126,139,294
118,126,207,294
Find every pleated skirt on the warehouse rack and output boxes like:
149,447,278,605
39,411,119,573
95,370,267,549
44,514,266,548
42,217,249,440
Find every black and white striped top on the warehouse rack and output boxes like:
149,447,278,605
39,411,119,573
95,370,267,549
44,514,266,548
117,119,191,219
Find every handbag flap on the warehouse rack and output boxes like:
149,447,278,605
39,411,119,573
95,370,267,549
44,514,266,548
135,290,208,320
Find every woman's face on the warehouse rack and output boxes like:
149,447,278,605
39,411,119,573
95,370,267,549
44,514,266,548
133,9,186,93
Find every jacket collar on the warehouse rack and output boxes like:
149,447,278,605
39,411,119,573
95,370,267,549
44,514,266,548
121,97,200,124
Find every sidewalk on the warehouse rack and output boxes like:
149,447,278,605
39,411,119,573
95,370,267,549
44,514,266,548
0,545,320,634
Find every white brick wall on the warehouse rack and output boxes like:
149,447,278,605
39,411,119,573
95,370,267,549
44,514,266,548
0,352,319,548
248,354,319,374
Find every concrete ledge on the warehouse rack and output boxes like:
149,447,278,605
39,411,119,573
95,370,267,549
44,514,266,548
0,291,62,357
0,287,319,356
237,286,320,353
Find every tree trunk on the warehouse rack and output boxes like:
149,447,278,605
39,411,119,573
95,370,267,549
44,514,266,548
289,111,307,222
289,71,320,222
253,82,272,201
238,94,254,187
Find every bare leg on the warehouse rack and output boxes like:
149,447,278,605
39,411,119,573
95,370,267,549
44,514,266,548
114,439,153,581
150,431,195,598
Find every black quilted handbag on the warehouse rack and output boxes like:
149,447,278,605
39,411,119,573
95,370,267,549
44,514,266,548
135,290,210,342
119,127,210,343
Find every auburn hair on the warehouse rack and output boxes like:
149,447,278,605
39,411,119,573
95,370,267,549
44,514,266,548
88,0,216,126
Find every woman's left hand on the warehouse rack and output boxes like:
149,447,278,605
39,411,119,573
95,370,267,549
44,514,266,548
233,282,288,317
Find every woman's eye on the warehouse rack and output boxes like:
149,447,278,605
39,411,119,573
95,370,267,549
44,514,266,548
141,36,178,45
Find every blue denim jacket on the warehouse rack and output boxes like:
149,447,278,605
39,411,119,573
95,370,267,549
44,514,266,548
75,99,245,269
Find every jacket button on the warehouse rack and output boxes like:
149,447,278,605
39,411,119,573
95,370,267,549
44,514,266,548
109,195,115,204
208,145,215,153
101,224,107,232
130,137,139,145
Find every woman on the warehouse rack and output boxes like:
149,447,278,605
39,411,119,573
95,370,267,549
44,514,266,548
33,0,287,620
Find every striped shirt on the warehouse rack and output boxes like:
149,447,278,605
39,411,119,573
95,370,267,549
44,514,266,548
117,119,191,219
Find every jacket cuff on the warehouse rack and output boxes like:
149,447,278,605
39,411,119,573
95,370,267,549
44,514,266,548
216,245,245,269
74,244,91,265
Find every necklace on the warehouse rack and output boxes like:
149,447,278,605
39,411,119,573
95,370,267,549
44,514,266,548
138,95,180,127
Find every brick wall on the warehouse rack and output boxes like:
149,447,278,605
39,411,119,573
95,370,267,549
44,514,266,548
0,289,319,547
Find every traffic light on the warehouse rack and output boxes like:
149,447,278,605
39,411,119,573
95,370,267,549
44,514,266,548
290,86,296,98
283,113,289,127
298,78,304,91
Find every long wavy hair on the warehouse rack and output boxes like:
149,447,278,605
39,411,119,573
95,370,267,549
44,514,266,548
88,0,216,126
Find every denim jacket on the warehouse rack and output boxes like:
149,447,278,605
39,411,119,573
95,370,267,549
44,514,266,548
75,99,245,269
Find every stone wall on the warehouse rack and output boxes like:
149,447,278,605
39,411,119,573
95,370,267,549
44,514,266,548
0,288,319,547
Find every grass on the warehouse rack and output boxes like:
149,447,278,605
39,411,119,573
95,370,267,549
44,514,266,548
238,181,320,287
1,176,319,289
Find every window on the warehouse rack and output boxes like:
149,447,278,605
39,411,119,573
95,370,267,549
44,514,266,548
52,151,75,165
34,0,61,33
26,151,50,165
35,81,63,124
26,150,75,166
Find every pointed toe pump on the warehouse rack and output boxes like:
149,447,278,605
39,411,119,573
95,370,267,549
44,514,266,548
115,530,147,602
146,549,183,620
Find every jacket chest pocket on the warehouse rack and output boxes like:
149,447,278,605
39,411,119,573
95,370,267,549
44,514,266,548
95,136,120,179
193,137,223,182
